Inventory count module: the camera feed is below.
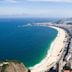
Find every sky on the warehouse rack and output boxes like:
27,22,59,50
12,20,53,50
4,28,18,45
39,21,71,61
0,0,72,18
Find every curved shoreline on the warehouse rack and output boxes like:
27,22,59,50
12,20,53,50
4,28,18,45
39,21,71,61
30,26,69,72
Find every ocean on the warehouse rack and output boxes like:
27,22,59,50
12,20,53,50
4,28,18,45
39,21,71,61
0,18,58,67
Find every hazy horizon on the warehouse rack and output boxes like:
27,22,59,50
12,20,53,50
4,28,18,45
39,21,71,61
0,0,72,18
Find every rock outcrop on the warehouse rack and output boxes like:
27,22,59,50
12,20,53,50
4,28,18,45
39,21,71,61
0,61,30,72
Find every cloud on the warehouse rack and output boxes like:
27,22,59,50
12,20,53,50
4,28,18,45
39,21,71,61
4,0,16,3
28,0,72,3
1,0,72,3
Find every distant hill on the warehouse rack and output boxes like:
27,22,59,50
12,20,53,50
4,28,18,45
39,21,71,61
55,18,72,24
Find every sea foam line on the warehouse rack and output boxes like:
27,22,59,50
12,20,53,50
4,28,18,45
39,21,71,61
29,26,59,69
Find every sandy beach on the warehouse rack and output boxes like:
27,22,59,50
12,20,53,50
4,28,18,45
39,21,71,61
30,26,68,72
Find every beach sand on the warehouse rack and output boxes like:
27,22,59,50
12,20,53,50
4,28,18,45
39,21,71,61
30,26,68,72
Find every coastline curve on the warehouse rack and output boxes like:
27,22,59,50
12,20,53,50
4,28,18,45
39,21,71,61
30,25,68,72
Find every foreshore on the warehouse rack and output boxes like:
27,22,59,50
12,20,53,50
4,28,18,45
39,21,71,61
30,25,69,72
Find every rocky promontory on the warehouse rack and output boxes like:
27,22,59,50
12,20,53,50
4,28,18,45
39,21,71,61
0,60,30,72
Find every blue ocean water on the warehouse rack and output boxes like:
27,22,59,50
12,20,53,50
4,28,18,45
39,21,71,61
0,18,58,67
